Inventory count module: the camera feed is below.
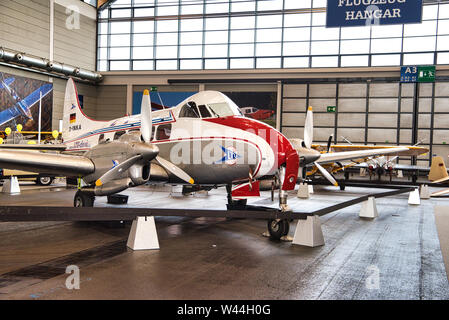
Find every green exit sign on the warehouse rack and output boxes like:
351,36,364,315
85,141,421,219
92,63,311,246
151,86,158,92
327,106,336,113
418,66,436,83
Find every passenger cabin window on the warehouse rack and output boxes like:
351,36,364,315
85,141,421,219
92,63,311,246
113,130,126,140
98,133,105,143
179,102,199,118
156,124,171,140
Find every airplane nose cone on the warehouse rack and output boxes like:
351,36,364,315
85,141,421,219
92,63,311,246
298,148,321,166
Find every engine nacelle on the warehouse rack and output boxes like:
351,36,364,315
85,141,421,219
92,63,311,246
129,163,151,186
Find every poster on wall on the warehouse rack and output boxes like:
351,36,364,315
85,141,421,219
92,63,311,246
0,71,53,132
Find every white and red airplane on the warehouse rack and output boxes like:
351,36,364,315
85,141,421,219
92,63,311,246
0,79,410,238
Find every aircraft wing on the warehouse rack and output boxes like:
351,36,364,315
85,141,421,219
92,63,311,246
0,77,15,89
21,84,53,109
0,149,94,176
316,147,410,164
0,144,67,151
0,108,21,126
312,144,428,157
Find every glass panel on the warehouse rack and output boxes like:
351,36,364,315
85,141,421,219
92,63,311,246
423,5,438,20
231,16,255,29
205,59,228,69
312,27,339,40
204,44,228,57
439,4,449,19
205,17,229,30
404,21,437,37
179,45,202,58
98,35,108,47
283,57,309,68
257,15,283,28
110,22,131,34
403,53,435,65
98,47,107,59
285,0,311,9
256,57,281,68
98,60,107,71
283,42,310,56
181,4,203,15
371,54,401,66
156,32,178,46
311,56,338,67
232,0,255,12
180,19,203,32
371,24,402,38
230,30,255,43
110,60,130,70
180,59,203,70
313,0,327,8
229,43,254,57
134,21,154,33
403,36,436,52
311,41,339,55
110,34,130,46
205,31,228,44
230,58,254,69
133,33,154,46
180,32,202,45
284,13,311,27
133,60,154,70
256,43,281,57
157,20,178,32
371,38,402,53
208,102,235,117
340,39,370,54
256,28,282,42
312,12,326,26
340,55,369,67
134,8,155,17
257,0,283,11
340,26,370,39
438,20,449,35
283,28,310,41
156,60,178,70
206,1,229,14
133,47,153,59
110,47,130,59
438,35,449,51
157,1,178,16
156,46,177,59
437,52,449,64
111,9,131,18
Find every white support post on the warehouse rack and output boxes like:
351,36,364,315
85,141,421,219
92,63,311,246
308,184,314,194
170,185,184,197
2,176,20,194
360,168,366,177
127,216,160,250
359,196,378,219
397,170,403,178
292,215,325,247
420,184,430,200
297,182,310,199
408,188,421,205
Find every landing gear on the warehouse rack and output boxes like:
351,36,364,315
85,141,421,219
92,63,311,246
74,190,95,207
226,184,247,210
267,219,290,240
36,176,53,186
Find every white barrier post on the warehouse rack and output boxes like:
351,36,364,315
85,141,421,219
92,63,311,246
127,216,160,250
292,215,325,247
359,197,378,219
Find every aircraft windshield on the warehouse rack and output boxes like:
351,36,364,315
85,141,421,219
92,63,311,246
207,102,235,118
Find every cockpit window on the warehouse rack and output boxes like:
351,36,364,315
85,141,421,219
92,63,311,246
179,103,199,118
198,105,211,118
207,102,235,118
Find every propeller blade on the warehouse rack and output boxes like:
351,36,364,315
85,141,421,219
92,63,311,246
315,162,338,187
431,188,449,197
156,156,195,184
304,106,313,149
140,89,152,143
326,134,333,153
96,154,142,187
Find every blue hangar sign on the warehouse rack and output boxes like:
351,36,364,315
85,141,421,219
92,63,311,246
326,0,423,28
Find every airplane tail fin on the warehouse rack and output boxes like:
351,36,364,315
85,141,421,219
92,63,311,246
62,78,94,142
428,156,448,181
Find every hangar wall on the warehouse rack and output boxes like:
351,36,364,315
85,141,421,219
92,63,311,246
0,0,98,130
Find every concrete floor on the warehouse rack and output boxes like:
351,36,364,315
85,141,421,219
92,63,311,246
0,183,448,300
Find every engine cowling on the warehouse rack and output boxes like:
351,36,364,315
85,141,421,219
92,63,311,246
129,163,151,186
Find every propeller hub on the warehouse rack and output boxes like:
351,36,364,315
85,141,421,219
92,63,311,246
131,142,159,161
298,148,321,166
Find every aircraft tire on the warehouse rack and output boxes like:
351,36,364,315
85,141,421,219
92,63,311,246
36,176,54,186
74,190,95,207
267,219,289,240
